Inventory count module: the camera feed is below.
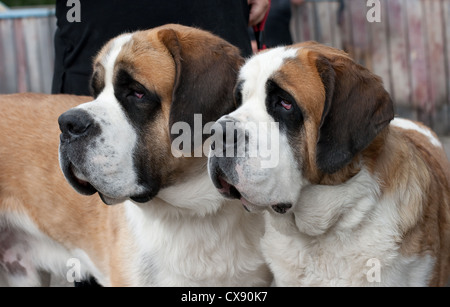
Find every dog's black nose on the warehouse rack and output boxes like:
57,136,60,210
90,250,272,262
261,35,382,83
58,109,94,141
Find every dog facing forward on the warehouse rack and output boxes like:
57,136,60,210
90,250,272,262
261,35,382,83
209,42,450,287
0,25,272,286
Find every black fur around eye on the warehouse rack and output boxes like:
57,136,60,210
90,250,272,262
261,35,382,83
265,79,303,132
114,69,162,128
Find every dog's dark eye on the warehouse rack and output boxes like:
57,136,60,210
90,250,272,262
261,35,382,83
279,99,292,111
126,90,146,101
133,91,145,99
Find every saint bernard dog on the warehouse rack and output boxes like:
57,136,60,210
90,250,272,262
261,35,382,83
208,41,450,287
0,25,272,286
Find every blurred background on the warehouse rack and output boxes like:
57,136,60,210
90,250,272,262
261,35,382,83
291,0,450,138
2,0,53,5
0,0,449,150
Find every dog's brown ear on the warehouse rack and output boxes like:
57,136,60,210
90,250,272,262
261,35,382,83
314,52,394,174
158,27,244,148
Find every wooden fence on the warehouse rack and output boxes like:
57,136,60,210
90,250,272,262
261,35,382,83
291,0,450,135
0,1,449,135
0,8,56,94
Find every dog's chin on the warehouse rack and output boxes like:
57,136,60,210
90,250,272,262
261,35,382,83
98,193,127,206
211,171,292,214
240,195,292,214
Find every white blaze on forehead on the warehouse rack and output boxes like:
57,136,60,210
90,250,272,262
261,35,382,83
102,33,134,91
239,46,299,99
231,47,299,122
390,118,442,148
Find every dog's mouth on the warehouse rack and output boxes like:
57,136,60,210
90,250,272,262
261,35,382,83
211,170,292,214
64,162,97,196
64,162,153,206
210,167,240,198
217,176,242,200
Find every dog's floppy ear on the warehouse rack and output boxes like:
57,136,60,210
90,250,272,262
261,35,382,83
314,52,394,174
158,27,244,147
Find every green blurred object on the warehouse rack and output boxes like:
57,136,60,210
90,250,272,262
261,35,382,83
2,0,55,7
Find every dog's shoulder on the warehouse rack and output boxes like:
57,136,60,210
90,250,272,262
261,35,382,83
385,118,450,286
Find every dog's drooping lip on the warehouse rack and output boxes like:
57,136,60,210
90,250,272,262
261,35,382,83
91,187,151,206
217,177,242,200
98,193,126,206
129,194,153,204
60,160,97,196
71,165,94,191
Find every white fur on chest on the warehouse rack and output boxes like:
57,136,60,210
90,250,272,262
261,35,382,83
124,175,271,286
261,169,435,287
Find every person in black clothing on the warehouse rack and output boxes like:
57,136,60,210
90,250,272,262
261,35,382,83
52,0,269,96
264,0,294,48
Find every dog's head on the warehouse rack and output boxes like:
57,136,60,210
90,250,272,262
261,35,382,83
208,42,394,213
58,24,243,206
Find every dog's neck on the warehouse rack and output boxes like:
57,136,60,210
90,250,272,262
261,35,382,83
270,131,390,237
153,157,226,216
297,168,380,236
266,167,379,238
122,161,270,286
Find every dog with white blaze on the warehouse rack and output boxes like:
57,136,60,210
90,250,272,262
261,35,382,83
208,41,450,287
0,25,272,287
